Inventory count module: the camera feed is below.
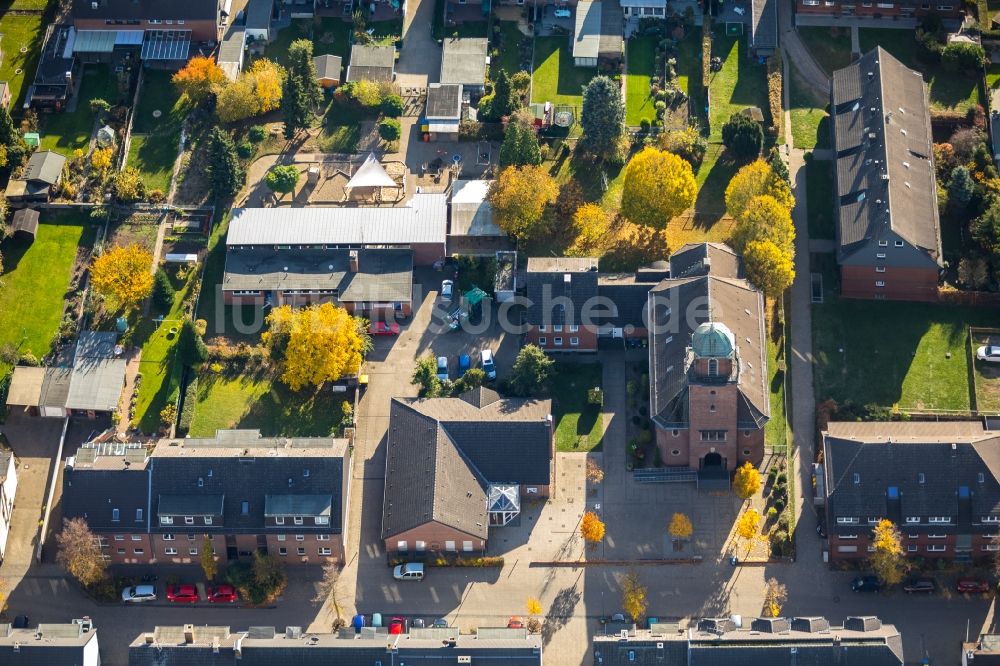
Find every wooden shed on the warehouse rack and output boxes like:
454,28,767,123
11,208,40,241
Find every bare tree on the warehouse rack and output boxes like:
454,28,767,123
585,459,605,485
56,518,107,587
764,577,788,617
313,559,343,611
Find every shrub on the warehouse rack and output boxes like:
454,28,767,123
378,118,402,142
775,472,786,484
766,507,778,520
777,514,790,533
587,387,603,406
770,529,792,557
773,497,786,513
638,429,653,445
942,42,986,72
722,112,764,160
236,140,253,158
151,269,175,311
160,403,177,430
248,125,267,143
381,94,405,117
177,376,198,436
766,53,783,134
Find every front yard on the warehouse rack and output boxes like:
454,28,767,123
812,299,993,411
552,362,605,452
0,211,94,372
625,36,656,126
532,36,596,107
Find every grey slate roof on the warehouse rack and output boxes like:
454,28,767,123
72,0,218,20
823,421,1000,532
669,242,741,280
750,0,778,52
593,616,903,666
226,194,447,246
11,208,39,236
222,247,413,302
425,83,462,119
313,54,342,81
347,44,395,82
246,0,274,30
157,494,225,516
0,621,99,666
596,274,655,331
440,38,488,87
264,494,332,516
831,47,942,267
382,389,552,541
648,244,768,429
525,257,599,327
63,448,151,531
25,150,66,185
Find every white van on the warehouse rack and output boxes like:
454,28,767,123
480,349,496,380
393,563,425,581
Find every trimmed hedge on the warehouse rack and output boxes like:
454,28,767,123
177,376,198,436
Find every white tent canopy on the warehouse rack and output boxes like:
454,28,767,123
346,153,397,190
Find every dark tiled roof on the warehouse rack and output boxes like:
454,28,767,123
72,0,218,20
596,275,653,331
313,54,342,80
669,243,741,280
347,45,395,82
62,457,150,532
750,0,778,51
157,494,224,516
25,150,65,186
11,208,39,235
382,391,552,540
222,247,413,302
831,47,942,267
246,0,274,30
425,83,462,119
823,421,1000,531
525,257,599,326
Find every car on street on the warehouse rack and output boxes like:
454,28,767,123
166,584,199,603
977,345,1000,363
432,618,450,628
436,356,449,381
369,321,400,336
459,354,470,376
903,578,936,594
851,576,881,592
553,7,571,17
389,616,407,634
393,562,425,581
507,616,525,629
480,349,497,380
207,584,238,603
122,585,157,603
956,578,991,594
441,280,454,302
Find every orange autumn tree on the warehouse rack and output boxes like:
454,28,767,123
580,511,606,548
172,55,227,102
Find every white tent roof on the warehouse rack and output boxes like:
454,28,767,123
346,154,397,189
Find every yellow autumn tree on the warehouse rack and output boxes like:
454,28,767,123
724,160,795,220
870,519,908,586
731,194,795,253
744,239,796,297
620,147,697,230
90,243,154,312
732,461,762,500
764,577,787,618
526,597,542,616
668,512,694,540
262,303,370,391
735,508,761,557
250,58,285,113
90,147,113,174
568,203,614,257
487,165,559,239
580,511,606,548
171,55,227,102
216,75,259,123
620,571,647,622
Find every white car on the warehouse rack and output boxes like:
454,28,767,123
480,349,497,380
553,7,571,17
121,585,157,603
977,345,1000,363
437,356,449,381
393,563,425,581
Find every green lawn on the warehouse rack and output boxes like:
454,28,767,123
707,30,769,141
0,212,94,372
626,37,656,127
797,26,852,75
196,211,265,343
532,36,596,107
492,21,527,79
0,13,45,108
127,70,188,194
805,155,835,240
859,28,980,114
189,372,347,437
676,29,704,128
264,19,313,67
765,304,788,449
127,133,178,194
812,300,993,411
551,362,605,452
693,143,739,220
989,64,1000,90
789,67,829,150
39,65,119,154
313,17,352,61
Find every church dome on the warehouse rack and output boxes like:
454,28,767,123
691,322,735,358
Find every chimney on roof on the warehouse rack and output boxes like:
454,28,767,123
349,250,359,273
184,624,195,644
144,633,155,645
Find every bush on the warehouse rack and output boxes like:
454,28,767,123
942,42,986,72
766,53,783,134
638,429,653,445
381,94,405,117
236,140,253,158
160,403,177,430
151,269,175,311
224,553,288,605
587,387,603,406
378,118,402,142
177,376,198,436
721,112,764,160
773,497,786,513
766,506,778,520
248,125,267,143
770,529,792,557
777,514,790,533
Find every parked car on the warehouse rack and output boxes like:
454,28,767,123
956,578,991,594
507,616,525,629
12,616,29,629
436,356,449,382
393,562,425,581
458,354,470,377
553,7,571,17
207,584,238,603
369,321,400,336
903,578,936,594
166,584,199,603
389,616,407,634
411,618,426,629
121,585,157,603
851,576,881,592
432,618,450,628
977,345,1000,363
480,349,497,380
441,280,454,302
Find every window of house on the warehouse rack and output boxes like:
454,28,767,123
398,541,408,551
928,533,946,539
671,449,681,456
875,281,885,288
743,449,751,456
317,534,331,541
554,337,563,346
867,517,882,524
188,534,196,541
708,359,718,376
276,517,285,525
875,266,886,273
984,544,1000,551
839,534,858,539
878,240,889,247
569,325,579,332
672,430,679,437
837,517,859,525
553,324,563,333
983,516,1000,523
463,541,473,552
117,548,126,555
570,337,579,346
700,430,726,441
185,517,194,525
315,516,329,525
294,517,304,525
189,548,198,556
136,509,143,522
709,404,716,412
927,544,946,552
876,253,886,259
905,517,920,524
160,516,173,525
277,535,286,541
131,535,142,541
894,240,904,247
907,545,918,552
279,547,288,556
163,534,175,541
446,540,456,551
297,548,306,556
114,535,124,541
538,325,547,332
295,535,305,541
803,0,819,4
241,502,250,515
134,548,144,555
979,473,986,484
204,517,213,525
317,547,332,556
538,337,547,346
112,509,120,522
416,541,426,551
928,516,951,524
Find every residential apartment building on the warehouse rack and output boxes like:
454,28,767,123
72,0,220,42
648,243,769,474
0,618,99,665
62,430,351,566
822,420,1000,562
381,387,553,557
831,47,943,301
796,0,963,20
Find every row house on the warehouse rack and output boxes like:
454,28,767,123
796,0,963,20
62,429,351,566
822,420,1000,562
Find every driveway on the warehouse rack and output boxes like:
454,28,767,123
396,0,442,89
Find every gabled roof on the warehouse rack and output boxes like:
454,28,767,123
525,257,599,326
25,150,66,185
246,0,274,30
440,38,488,86
313,54,342,80
11,208,39,236
347,44,395,82
382,390,552,541
831,47,941,266
669,242,741,280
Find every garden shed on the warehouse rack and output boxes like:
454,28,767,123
10,208,40,241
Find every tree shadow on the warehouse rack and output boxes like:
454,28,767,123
694,149,738,225
541,584,582,645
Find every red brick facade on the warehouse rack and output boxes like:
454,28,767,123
795,0,963,19
829,531,990,561
840,265,939,301
525,325,598,352
73,18,219,42
99,532,343,565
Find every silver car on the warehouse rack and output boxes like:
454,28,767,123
122,585,157,603
393,563,425,581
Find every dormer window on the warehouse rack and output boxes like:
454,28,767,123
918,473,925,484
294,517,304,525
112,508,120,522
905,516,920,524
837,517,859,525
276,517,285,525
853,473,860,485
928,516,951,524
315,516,330,525
160,516,173,525
185,517,194,525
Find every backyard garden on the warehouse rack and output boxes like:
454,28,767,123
552,362,605,452
127,70,189,196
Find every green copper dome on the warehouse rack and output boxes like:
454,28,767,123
691,322,735,358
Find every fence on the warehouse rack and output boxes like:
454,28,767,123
938,289,1000,307
969,326,1000,416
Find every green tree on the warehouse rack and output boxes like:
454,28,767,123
453,367,486,394
490,69,516,120
948,165,976,215
498,120,542,169
281,39,322,138
412,355,442,396
381,94,405,117
200,536,218,581
207,127,245,199
177,319,209,367
721,112,764,160
378,118,402,142
974,197,1000,262
581,75,625,157
620,147,697,229
0,106,25,169
487,165,559,239
942,42,986,71
508,344,554,396
264,165,300,199
151,268,175,311
111,167,146,202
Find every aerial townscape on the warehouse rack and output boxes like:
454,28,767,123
0,0,1000,664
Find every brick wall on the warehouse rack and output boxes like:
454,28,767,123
73,19,219,42
794,0,963,18
526,325,598,352
385,522,487,556
841,265,939,301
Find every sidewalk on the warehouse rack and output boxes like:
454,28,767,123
779,0,831,97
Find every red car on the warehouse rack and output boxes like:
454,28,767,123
507,616,525,629
389,616,407,634
957,578,991,594
369,322,400,336
166,584,199,603
206,584,238,603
